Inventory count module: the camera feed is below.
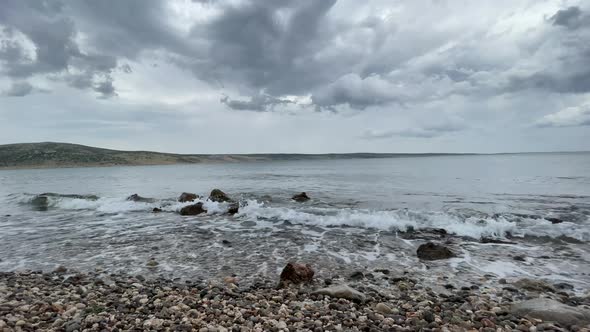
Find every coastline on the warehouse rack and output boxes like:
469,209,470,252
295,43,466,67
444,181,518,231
1,267,588,331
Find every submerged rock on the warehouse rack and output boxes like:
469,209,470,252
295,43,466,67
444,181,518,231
292,192,310,202
511,298,590,327
279,262,314,287
209,189,231,202
546,217,564,224
312,285,366,303
126,194,155,203
480,237,516,244
179,202,206,216
178,192,198,203
152,207,163,213
416,242,455,260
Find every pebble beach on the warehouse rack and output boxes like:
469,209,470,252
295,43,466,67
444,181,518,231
1,264,590,332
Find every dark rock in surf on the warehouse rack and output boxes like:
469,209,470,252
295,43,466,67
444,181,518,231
179,202,206,216
480,237,516,244
546,217,563,224
227,203,239,215
292,192,310,202
513,254,526,261
126,194,155,203
279,262,314,287
152,207,163,213
416,242,455,260
209,189,231,202
178,192,198,203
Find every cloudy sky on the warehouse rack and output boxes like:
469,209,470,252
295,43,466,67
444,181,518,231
1,0,589,153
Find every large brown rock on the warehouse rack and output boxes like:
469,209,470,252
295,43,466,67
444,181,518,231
178,192,198,202
179,202,207,216
292,192,310,202
209,189,231,202
279,262,314,287
416,242,455,260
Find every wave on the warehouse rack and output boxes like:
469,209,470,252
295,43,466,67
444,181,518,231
12,193,590,241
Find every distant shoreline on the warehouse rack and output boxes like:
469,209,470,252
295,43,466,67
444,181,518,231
0,142,588,171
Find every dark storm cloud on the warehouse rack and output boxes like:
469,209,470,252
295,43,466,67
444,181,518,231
188,0,342,95
0,0,120,98
1,81,33,97
551,6,585,29
220,93,293,112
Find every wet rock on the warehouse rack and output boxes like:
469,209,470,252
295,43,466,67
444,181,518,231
349,271,365,280
178,192,198,202
513,255,526,261
546,217,563,224
514,278,555,293
480,237,516,244
511,298,590,328
227,203,239,215
152,207,163,213
416,242,455,260
554,282,574,291
312,285,366,303
179,202,206,216
279,262,314,287
209,189,231,202
126,194,155,203
292,192,310,202
54,265,67,273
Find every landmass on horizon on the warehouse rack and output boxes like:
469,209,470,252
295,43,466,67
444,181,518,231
0,142,479,170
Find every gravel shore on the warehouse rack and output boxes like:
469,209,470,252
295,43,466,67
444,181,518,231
1,268,589,331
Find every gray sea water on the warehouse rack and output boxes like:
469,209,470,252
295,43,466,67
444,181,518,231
1,153,589,290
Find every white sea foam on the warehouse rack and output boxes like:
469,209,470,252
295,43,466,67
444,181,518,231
18,194,590,241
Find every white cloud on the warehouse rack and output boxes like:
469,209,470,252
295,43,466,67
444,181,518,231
535,102,590,127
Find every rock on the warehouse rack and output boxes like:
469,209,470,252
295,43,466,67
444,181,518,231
126,194,155,203
178,192,198,202
209,189,231,202
375,303,394,314
54,265,68,273
349,271,365,280
416,242,455,260
554,282,574,291
546,217,563,224
179,202,207,216
227,203,239,215
514,278,555,293
511,298,590,328
279,262,314,287
292,192,310,202
312,285,366,303
480,237,516,244
513,255,526,261
152,207,163,213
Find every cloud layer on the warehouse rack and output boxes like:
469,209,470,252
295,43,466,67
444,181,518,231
1,0,589,153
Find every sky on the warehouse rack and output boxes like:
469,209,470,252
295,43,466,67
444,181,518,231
0,0,589,154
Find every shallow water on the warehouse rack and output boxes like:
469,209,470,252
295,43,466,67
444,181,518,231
1,153,589,290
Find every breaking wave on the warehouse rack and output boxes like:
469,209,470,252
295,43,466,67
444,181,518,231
12,193,590,241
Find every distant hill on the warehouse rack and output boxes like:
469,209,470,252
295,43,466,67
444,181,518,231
0,142,469,170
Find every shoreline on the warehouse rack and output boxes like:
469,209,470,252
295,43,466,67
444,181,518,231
1,267,589,331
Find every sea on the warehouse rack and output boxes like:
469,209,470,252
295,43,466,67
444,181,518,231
1,153,589,291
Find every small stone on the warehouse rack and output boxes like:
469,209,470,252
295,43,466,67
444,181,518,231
375,303,394,315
